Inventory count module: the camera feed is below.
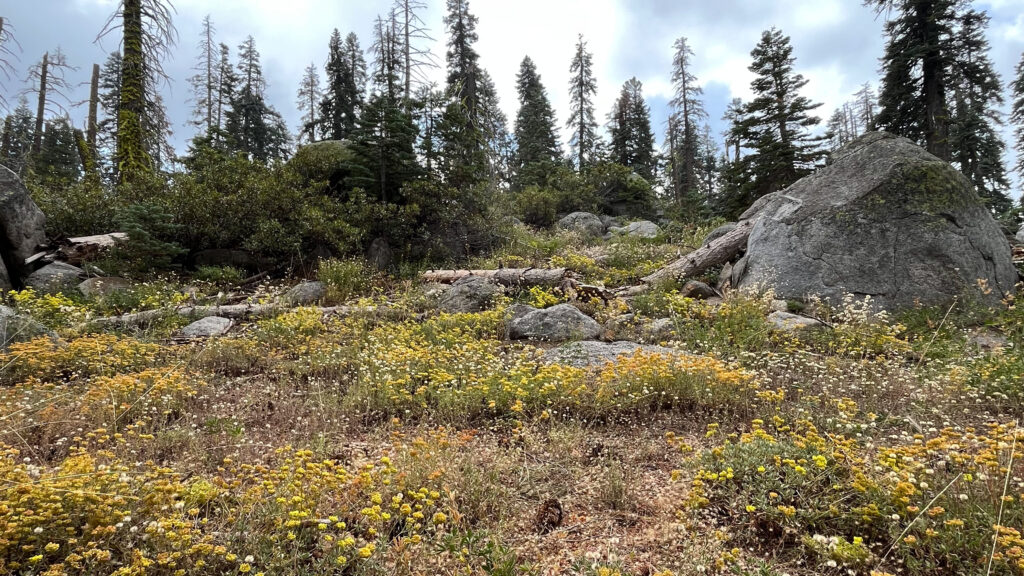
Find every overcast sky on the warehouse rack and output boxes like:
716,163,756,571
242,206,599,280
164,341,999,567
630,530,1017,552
3,0,1023,194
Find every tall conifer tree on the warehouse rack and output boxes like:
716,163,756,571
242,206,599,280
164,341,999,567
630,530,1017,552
567,35,598,172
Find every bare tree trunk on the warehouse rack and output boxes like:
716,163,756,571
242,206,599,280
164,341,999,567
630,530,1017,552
422,268,568,287
87,63,99,156
918,1,949,161
640,219,753,286
32,53,48,155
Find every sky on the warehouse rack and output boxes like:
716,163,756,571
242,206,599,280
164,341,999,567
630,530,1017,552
2,0,1023,195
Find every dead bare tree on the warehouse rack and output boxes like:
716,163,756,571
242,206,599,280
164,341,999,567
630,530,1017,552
0,17,23,112
393,0,437,106
22,48,75,155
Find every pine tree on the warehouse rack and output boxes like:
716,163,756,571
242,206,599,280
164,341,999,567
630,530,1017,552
853,82,876,130
188,15,218,136
320,30,366,141
214,43,236,144
567,34,598,172
722,28,824,217
722,97,745,163
33,116,81,182
478,69,513,185
668,36,707,205
947,9,1011,216
608,77,655,181
439,0,487,188
870,0,958,160
225,36,290,163
1012,51,1024,193
296,63,323,144
513,56,560,177
0,98,34,176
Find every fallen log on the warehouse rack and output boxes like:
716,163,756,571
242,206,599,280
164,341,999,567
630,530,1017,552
422,267,569,287
631,219,755,291
87,302,402,330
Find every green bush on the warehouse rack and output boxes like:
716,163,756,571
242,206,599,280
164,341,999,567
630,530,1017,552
318,258,374,303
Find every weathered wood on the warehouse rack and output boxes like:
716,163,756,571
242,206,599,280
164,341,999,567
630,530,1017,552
422,267,568,287
87,303,402,330
59,232,128,263
640,219,754,287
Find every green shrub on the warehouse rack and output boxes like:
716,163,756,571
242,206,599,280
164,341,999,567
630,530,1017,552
194,265,245,285
318,258,374,303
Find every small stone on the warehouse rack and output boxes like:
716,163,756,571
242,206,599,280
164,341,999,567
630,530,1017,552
767,311,825,333
78,277,131,298
180,316,233,338
24,262,86,294
679,280,718,300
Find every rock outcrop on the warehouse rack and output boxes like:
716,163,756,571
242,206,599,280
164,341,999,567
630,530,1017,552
509,304,602,342
557,212,605,238
0,166,48,290
735,132,1017,309
25,262,86,294
439,276,502,313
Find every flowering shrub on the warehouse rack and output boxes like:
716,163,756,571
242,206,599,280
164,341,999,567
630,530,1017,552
683,417,1024,574
0,334,163,384
7,288,89,329
0,435,451,575
348,311,759,423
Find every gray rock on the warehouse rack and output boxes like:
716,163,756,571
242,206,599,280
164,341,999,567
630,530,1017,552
769,299,789,313
717,262,734,292
1016,223,1024,244
509,303,602,342
24,262,86,294
600,215,621,229
78,277,131,298
180,316,233,338
285,281,327,306
367,237,393,271
767,311,825,333
507,303,538,324
439,276,502,313
967,329,1009,351
541,340,681,368
643,318,676,342
0,165,47,289
0,305,54,348
703,222,738,245
679,280,718,300
557,212,605,237
610,220,661,239
736,132,1018,310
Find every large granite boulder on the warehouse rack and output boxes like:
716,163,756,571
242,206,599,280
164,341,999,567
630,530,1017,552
0,166,48,290
541,341,681,368
24,262,86,294
735,132,1017,310
508,304,602,342
439,276,502,313
557,212,605,237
